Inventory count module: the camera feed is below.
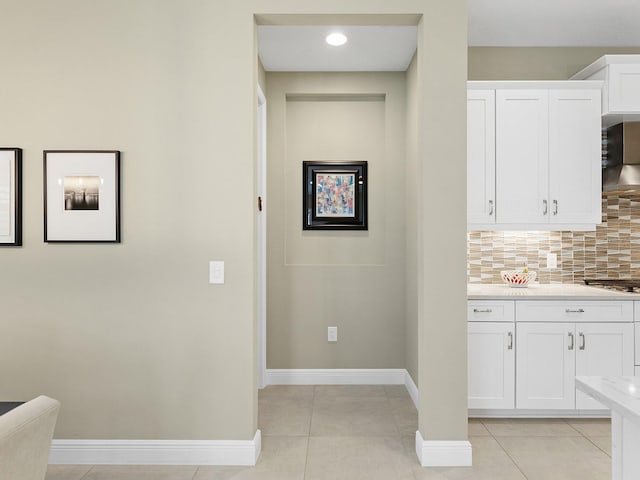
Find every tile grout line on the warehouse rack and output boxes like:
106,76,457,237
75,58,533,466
583,434,613,458
385,385,418,479
562,417,583,436
480,419,531,480
563,417,612,457
302,385,318,480
78,465,96,480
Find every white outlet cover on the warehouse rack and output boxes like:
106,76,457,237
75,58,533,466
328,326,338,342
209,261,224,284
547,253,558,270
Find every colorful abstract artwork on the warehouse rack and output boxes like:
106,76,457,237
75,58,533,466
302,161,367,230
315,173,355,218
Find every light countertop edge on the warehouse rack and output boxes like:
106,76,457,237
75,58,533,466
575,376,640,426
468,283,640,300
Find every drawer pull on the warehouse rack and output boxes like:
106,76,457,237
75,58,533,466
473,308,493,313
579,332,585,351
565,308,585,314
507,331,513,350
568,332,574,350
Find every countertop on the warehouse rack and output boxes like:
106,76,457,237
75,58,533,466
575,377,640,422
468,283,640,300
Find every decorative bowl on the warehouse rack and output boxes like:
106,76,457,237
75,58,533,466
500,270,536,288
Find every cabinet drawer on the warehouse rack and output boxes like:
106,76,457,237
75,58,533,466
516,300,633,323
468,301,515,322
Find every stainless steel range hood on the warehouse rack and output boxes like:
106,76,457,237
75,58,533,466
604,122,640,193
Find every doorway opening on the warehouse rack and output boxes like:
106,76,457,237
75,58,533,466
255,17,419,389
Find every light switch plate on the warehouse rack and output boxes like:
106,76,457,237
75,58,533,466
547,253,557,270
328,326,337,342
209,261,224,284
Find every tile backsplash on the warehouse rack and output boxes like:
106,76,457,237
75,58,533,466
467,194,640,284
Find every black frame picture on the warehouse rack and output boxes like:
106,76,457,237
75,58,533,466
0,148,22,246
44,150,120,243
303,161,368,230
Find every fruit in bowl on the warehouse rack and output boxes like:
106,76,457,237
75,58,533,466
501,270,536,288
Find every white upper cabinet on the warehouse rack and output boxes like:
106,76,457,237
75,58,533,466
467,81,603,231
467,90,496,224
548,89,602,225
607,64,640,114
495,90,549,224
572,55,640,122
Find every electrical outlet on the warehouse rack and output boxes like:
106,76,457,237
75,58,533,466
209,261,224,284
547,253,558,270
328,326,338,342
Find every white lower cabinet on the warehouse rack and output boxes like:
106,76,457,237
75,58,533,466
516,322,575,409
469,299,635,415
468,322,515,409
516,322,634,410
575,323,634,409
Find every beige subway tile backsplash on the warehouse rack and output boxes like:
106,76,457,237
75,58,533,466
467,194,640,284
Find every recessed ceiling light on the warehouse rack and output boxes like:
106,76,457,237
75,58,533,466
326,32,347,46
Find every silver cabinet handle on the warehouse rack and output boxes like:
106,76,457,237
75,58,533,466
579,332,585,350
473,308,492,313
565,308,585,313
489,200,494,215
553,199,558,216
543,199,548,215
507,331,513,350
568,332,574,350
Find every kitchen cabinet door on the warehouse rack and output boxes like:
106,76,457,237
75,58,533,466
495,90,549,224
468,322,515,409
467,90,496,225
516,322,575,410
608,63,640,113
548,89,602,225
575,322,634,410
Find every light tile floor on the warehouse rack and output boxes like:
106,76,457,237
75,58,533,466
46,385,612,480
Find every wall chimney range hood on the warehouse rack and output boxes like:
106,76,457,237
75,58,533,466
604,122,640,193
570,56,640,194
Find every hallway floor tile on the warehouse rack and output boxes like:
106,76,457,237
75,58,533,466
46,385,612,480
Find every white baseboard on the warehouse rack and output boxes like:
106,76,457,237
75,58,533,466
415,431,472,467
404,371,419,409
49,430,261,466
469,408,610,418
264,368,407,386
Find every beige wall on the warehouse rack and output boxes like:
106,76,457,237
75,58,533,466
405,53,419,385
469,47,640,80
266,73,406,369
1,0,468,445
1,0,258,441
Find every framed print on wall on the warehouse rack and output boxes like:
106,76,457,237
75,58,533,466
0,148,22,246
303,161,368,230
44,150,120,243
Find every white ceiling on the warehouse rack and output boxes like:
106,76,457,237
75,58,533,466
469,0,640,47
258,26,417,72
258,2,640,72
